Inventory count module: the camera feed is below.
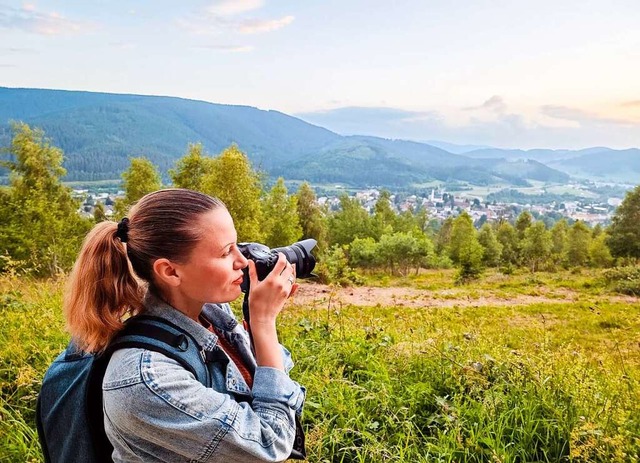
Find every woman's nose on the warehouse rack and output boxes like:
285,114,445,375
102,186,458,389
235,251,249,269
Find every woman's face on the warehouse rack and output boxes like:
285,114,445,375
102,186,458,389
169,208,248,315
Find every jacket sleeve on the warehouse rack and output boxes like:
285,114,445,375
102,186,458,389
103,349,305,463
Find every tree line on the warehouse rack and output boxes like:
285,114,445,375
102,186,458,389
1,122,640,284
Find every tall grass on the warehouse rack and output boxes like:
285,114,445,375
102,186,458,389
1,270,638,462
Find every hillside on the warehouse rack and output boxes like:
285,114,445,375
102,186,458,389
1,87,571,187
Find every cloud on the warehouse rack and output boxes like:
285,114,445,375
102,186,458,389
239,15,294,34
0,46,38,55
0,4,95,35
178,1,293,36
464,95,507,114
192,44,254,53
296,104,640,150
206,0,264,16
621,100,640,108
541,105,634,126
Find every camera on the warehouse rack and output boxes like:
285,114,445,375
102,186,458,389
237,239,317,323
238,238,317,292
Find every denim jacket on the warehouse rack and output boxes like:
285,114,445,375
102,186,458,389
102,294,305,463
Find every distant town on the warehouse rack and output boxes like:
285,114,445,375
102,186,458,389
74,180,629,228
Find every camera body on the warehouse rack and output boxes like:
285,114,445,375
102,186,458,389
237,239,317,323
238,238,317,292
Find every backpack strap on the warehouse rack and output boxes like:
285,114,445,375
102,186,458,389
86,315,228,463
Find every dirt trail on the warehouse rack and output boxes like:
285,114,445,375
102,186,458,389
290,283,639,309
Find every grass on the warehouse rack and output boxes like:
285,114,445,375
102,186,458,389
1,270,639,462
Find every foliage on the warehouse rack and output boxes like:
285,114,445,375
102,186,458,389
261,178,303,247
477,223,502,267
201,145,264,242
168,142,214,191
314,245,361,286
0,122,92,276
521,221,552,272
449,213,484,282
589,233,614,268
607,185,640,259
328,194,372,246
566,221,592,267
603,266,640,295
550,219,569,267
496,221,519,267
295,182,329,254
3,270,640,462
113,156,162,218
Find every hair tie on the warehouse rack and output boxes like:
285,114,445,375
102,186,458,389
116,217,130,243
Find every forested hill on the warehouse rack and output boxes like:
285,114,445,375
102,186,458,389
0,86,570,187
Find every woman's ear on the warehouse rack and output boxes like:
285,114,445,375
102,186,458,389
153,258,181,287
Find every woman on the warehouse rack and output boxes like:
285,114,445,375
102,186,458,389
65,188,305,462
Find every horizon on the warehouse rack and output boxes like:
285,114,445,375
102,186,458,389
1,1,640,150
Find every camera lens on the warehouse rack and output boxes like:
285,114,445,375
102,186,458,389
273,239,317,278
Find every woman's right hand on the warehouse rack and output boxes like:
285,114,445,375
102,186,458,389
246,253,295,325
245,254,296,370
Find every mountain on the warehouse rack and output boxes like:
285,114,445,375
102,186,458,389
0,87,572,187
548,148,640,183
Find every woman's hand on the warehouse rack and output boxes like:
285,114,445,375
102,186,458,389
246,253,295,325
246,254,296,370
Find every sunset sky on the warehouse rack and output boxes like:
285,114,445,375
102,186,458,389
1,0,639,149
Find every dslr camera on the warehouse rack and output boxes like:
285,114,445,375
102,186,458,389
237,239,317,322
238,238,317,290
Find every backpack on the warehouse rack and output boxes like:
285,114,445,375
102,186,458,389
36,315,306,462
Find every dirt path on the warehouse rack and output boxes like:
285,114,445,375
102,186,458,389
291,282,640,309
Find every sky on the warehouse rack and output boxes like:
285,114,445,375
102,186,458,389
1,0,640,150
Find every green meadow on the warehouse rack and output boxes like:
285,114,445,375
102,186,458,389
1,269,639,462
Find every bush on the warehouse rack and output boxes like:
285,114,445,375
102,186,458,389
603,266,640,295
314,245,362,286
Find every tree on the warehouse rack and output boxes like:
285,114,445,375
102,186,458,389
348,237,379,270
169,143,214,191
93,202,107,223
496,221,519,267
435,216,454,256
550,219,569,266
201,145,264,242
589,233,614,267
477,223,502,267
261,178,303,247
328,194,371,246
114,157,162,218
607,185,640,260
521,221,551,272
371,190,396,239
515,210,533,240
566,221,591,267
449,212,484,280
295,182,328,253
0,122,91,275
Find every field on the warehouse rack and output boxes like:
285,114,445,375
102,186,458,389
1,269,639,462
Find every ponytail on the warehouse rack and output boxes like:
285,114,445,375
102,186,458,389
64,221,144,353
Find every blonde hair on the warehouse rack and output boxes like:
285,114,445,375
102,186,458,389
65,189,224,353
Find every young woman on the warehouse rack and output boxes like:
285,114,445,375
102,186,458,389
65,188,304,462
